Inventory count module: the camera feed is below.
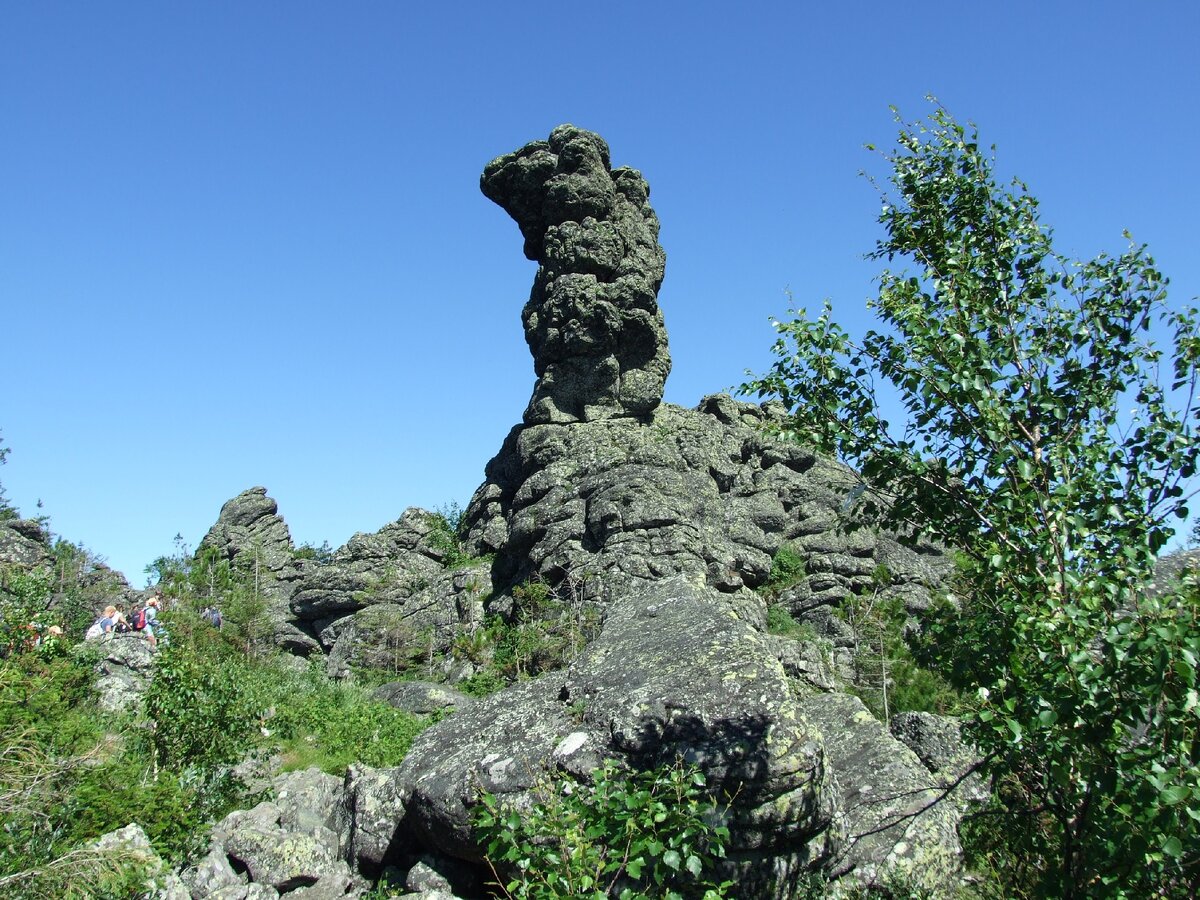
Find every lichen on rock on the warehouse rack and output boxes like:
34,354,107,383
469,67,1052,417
481,125,671,424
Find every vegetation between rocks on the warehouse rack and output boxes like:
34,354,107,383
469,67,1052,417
474,756,732,900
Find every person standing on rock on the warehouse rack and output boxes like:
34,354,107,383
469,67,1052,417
143,595,163,649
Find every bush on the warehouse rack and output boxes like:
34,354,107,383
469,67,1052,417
474,757,732,899
765,544,806,592
765,604,816,641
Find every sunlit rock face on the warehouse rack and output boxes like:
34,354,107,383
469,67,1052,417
481,124,670,424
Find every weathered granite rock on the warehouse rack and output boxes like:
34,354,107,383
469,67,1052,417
92,822,190,898
273,768,348,849
889,711,988,811
182,845,247,899
404,860,453,893
464,395,945,616
0,517,53,568
1148,547,1200,598
91,632,155,713
208,885,280,900
799,694,963,893
341,764,407,873
217,800,342,893
386,577,839,896
321,562,489,681
372,681,474,717
280,861,357,898
290,509,464,625
198,487,320,656
482,125,670,424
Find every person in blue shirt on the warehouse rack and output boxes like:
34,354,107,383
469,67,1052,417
143,595,164,649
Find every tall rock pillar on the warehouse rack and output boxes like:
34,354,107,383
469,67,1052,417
481,125,670,423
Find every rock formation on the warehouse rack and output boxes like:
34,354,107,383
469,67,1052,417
167,127,974,897
481,125,671,424
198,487,319,656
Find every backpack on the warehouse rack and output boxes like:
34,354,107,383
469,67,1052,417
129,607,146,631
84,621,103,641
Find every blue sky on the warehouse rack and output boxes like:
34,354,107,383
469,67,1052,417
3,2,1197,584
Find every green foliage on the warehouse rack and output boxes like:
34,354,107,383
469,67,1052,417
838,587,961,721
474,756,732,899
0,563,53,655
426,503,474,569
766,543,807,592
457,576,601,688
293,540,333,563
145,538,276,658
765,604,817,641
744,100,1200,896
0,649,207,887
265,662,430,774
145,643,258,771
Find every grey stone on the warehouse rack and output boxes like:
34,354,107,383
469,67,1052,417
889,711,988,811
372,681,474,716
482,125,670,424
405,859,452,892
208,886,279,900
463,396,943,615
321,560,489,681
93,632,156,713
181,845,245,899
799,693,962,893
223,824,339,893
272,767,347,848
341,764,407,872
197,487,320,656
0,518,52,568
290,509,460,626
285,860,357,898
390,577,837,895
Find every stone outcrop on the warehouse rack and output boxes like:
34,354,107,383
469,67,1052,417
90,631,156,713
481,124,670,424
0,517,53,569
92,822,190,898
464,393,945,618
165,126,972,897
198,487,319,656
179,767,472,900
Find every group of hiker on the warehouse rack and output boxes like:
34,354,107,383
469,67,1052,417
85,593,168,648
82,593,226,648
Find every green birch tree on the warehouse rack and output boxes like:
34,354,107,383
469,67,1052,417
744,102,1200,897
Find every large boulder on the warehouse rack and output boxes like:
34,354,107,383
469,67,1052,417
800,694,963,893
91,632,156,713
0,517,53,569
386,577,841,895
481,125,670,424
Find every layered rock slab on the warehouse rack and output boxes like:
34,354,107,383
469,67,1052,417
465,395,943,616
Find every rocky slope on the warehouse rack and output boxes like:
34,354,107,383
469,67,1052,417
132,126,979,898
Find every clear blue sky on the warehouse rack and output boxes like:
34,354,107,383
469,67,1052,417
3,2,1197,584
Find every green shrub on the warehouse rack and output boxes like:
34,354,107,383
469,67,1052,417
765,604,816,641
426,504,474,569
766,544,807,592
474,756,732,899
